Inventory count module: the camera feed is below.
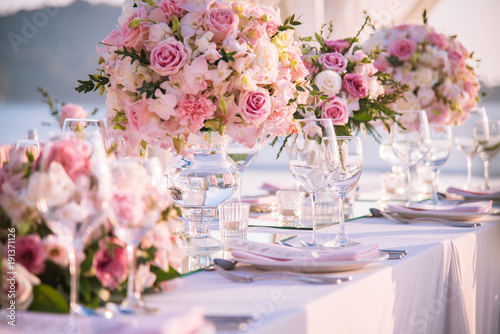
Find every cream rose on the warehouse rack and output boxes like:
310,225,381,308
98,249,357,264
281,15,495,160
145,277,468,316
392,91,421,111
23,164,75,208
413,68,438,88
254,42,279,83
314,70,342,96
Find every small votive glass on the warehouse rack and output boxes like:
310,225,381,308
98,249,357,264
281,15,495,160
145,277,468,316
218,202,250,238
380,172,406,202
276,190,305,227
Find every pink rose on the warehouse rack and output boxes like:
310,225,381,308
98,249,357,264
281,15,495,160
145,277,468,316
373,56,390,72
319,52,347,74
125,98,156,131
204,7,239,43
121,8,149,49
92,238,128,290
325,39,350,53
342,73,369,99
322,96,349,126
112,190,145,225
238,88,271,125
44,139,91,182
177,95,216,132
42,235,69,267
389,38,417,61
448,49,466,68
427,102,451,124
10,234,46,274
159,0,185,20
150,37,189,76
426,32,448,50
102,29,122,47
417,87,436,107
59,103,88,127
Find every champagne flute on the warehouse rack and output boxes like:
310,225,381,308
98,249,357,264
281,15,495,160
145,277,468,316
454,107,488,189
227,141,261,202
109,157,164,314
36,131,111,315
423,125,452,205
324,136,363,247
287,119,340,246
62,118,108,150
474,120,500,191
391,110,431,205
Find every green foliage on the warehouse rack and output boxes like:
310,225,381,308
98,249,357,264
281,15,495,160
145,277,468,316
137,80,165,99
115,46,150,66
37,87,60,121
150,265,181,284
28,284,69,314
75,73,110,95
271,14,301,38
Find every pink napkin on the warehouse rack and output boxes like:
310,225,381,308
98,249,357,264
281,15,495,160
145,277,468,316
447,187,500,199
388,201,493,214
261,181,297,193
240,194,276,204
230,241,380,263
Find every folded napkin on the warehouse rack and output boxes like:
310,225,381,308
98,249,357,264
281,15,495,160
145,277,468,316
227,239,379,263
261,181,297,193
388,200,493,214
447,187,500,199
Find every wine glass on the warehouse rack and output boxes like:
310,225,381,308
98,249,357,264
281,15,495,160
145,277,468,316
14,139,41,161
108,157,164,314
423,125,452,205
62,118,108,150
36,131,112,315
324,136,363,247
287,119,340,246
391,110,431,205
227,141,261,202
474,120,500,191
454,107,488,189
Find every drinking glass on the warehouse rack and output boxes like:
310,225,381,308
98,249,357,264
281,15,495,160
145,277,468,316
324,136,363,247
391,110,431,205
227,142,261,202
474,120,500,191
62,118,108,150
14,139,40,160
287,119,340,245
109,157,164,314
423,125,452,205
36,131,112,315
454,107,488,189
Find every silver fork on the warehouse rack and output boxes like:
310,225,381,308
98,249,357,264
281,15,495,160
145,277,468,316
214,265,352,284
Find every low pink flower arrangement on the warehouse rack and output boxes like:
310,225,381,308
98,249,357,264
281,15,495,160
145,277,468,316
363,13,480,125
76,0,308,156
0,143,184,313
298,19,407,137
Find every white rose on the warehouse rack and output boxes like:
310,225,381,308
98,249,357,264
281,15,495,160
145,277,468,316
254,42,279,83
1,262,40,311
24,164,75,208
314,70,342,96
111,159,149,194
393,91,421,111
413,68,438,88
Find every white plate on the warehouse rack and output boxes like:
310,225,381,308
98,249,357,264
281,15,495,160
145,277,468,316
232,252,389,273
389,207,499,221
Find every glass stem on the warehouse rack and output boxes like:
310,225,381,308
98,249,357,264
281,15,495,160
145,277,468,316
68,245,78,313
126,243,137,300
483,160,490,191
237,172,243,202
337,195,346,237
431,168,439,205
465,156,473,190
311,193,318,245
406,165,414,205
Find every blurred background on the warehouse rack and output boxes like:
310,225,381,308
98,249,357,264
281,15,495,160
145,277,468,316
0,0,499,177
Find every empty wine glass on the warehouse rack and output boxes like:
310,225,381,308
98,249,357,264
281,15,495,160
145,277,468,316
423,125,452,205
287,119,340,246
324,136,363,247
474,120,500,191
62,118,108,150
454,107,488,189
391,110,431,205
36,131,112,315
14,139,40,160
108,157,164,314
227,141,261,202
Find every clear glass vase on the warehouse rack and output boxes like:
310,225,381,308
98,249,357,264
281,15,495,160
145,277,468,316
163,132,238,255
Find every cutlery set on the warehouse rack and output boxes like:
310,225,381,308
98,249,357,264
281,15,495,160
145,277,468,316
369,208,483,227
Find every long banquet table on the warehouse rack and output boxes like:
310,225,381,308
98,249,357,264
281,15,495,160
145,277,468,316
1,170,500,334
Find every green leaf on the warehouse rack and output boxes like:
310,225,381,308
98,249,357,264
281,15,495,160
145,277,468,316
28,284,69,313
115,46,150,66
150,265,181,283
219,98,227,114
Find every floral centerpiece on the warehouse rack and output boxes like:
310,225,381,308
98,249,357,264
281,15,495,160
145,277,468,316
0,143,184,312
296,19,408,138
76,0,308,156
363,12,481,125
